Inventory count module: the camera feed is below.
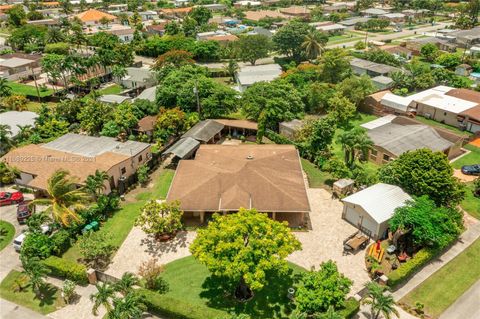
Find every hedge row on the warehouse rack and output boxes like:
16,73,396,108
338,298,361,319
42,256,88,285
265,129,296,145
137,288,226,319
387,248,439,288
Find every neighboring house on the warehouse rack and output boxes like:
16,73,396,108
361,90,391,116
133,85,158,102
136,115,158,137
361,115,464,163
314,23,346,35
197,3,227,11
182,119,225,144
350,58,402,77
234,1,262,8
244,10,287,21
0,55,41,81
371,75,394,91
196,31,238,43
0,111,37,137
322,4,348,14
246,27,273,37
342,183,412,240
98,94,131,104
235,64,282,92
380,13,406,23
339,17,371,29
213,119,258,139
120,67,156,89
159,7,192,17
383,45,413,60
166,144,310,226
405,37,456,55
449,26,480,48
138,10,159,21
280,6,311,18
27,18,60,27
402,9,429,18
361,8,388,16
107,27,135,42
447,88,480,133
1,133,151,195
146,23,167,36
75,9,117,26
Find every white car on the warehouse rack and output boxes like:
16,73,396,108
13,225,50,252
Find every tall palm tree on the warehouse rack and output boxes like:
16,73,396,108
111,65,127,84
224,59,239,82
46,27,66,44
85,170,109,197
0,124,13,155
338,127,373,168
0,78,12,97
21,256,48,297
301,31,328,60
30,170,90,226
107,292,146,319
363,282,399,319
114,272,139,296
90,281,115,316
15,124,34,143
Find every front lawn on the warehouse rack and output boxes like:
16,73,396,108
154,256,305,318
7,81,55,98
62,168,175,262
461,182,480,219
0,220,15,251
452,144,480,169
400,238,480,318
0,270,64,315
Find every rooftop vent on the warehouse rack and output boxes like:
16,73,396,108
246,155,254,160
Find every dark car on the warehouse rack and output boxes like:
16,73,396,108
17,201,34,224
0,191,24,206
461,164,480,176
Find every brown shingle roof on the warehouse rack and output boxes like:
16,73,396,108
446,88,480,104
166,144,310,213
213,119,258,130
460,105,480,122
205,34,239,42
244,10,288,21
1,144,129,190
137,115,158,132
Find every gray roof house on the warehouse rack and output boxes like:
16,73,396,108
133,85,158,102
342,183,412,239
235,64,282,92
361,8,388,16
120,67,156,89
164,137,201,159
0,111,38,137
350,58,401,77
371,75,394,90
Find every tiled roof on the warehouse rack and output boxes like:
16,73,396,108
76,9,116,23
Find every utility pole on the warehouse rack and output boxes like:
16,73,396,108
193,79,200,114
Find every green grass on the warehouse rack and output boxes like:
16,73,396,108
159,256,305,318
452,144,480,169
0,220,15,251
98,84,123,95
414,116,473,137
0,270,64,315
63,169,175,262
301,158,334,188
461,182,480,219
327,35,362,45
26,101,57,112
400,238,480,318
7,81,54,98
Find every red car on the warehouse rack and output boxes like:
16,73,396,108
0,191,24,206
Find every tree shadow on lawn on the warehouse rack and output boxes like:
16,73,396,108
140,231,188,258
35,284,58,307
200,269,302,319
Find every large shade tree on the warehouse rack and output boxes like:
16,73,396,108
30,169,90,226
379,149,465,206
190,208,301,300
273,20,315,62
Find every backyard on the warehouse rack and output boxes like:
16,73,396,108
452,144,480,169
98,84,123,95
400,238,480,318
0,270,64,315
7,81,55,98
62,168,175,263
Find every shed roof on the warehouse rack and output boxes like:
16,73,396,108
182,120,224,142
164,137,200,159
237,64,282,86
134,86,157,102
342,183,411,223
213,119,258,130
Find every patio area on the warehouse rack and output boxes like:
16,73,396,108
287,188,370,294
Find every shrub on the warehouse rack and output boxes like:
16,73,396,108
387,248,439,288
50,229,72,256
20,233,52,259
137,288,226,319
62,279,76,304
42,256,88,285
137,164,150,185
138,258,167,292
338,297,360,318
77,231,115,269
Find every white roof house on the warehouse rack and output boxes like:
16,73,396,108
0,111,38,137
342,183,412,239
235,64,282,92
360,114,396,130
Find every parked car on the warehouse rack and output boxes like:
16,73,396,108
461,164,480,176
13,225,50,252
0,191,24,206
16,201,35,224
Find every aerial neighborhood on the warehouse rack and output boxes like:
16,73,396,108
1,0,480,318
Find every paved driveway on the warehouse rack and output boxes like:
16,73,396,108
287,188,370,294
0,298,45,319
106,228,196,278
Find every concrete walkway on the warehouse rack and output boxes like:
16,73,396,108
439,279,480,319
393,222,480,301
0,298,45,319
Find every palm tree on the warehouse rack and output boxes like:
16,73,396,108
30,170,90,226
363,282,399,319
338,127,373,168
85,170,109,197
0,78,12,97
0,124,13,155
114,272,139,296
111,65,127,84
15,124,34,143
107,292,146,319
21,256,49,298
90,281,115,316
301,31,327,60
224,59,239,82
46,27,66,44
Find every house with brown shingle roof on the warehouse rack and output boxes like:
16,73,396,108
75,9,116,26
2,134,151,195
166,144,310,226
